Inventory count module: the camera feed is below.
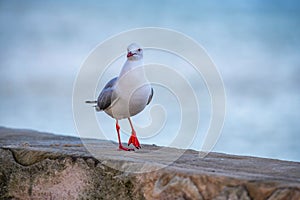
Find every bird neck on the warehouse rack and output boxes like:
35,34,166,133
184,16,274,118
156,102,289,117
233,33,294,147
120,59,145,77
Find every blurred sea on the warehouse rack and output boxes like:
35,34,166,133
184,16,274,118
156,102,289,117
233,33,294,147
0,0,300,161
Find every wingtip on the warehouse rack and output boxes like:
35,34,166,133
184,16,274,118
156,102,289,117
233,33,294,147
85,100,97,104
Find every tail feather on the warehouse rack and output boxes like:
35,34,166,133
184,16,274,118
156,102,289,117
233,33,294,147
85,100,97,104
93,105,101,111
85,100,101,111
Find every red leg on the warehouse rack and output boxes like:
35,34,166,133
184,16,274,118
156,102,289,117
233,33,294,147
116,120,134,151
127,118,141,149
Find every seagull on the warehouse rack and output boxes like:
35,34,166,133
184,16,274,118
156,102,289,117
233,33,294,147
86,43,153,151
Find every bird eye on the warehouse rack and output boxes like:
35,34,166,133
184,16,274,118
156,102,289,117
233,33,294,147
137,48,141,52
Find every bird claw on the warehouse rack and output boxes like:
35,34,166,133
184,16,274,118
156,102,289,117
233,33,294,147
119,145,135,151
128,134,141,149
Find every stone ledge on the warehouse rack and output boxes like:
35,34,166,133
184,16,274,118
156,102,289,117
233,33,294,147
0,127,299,199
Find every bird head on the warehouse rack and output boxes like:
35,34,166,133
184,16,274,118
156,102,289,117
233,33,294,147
127,43,143,61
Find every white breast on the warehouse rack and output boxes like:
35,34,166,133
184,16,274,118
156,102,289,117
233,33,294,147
105,59,151,119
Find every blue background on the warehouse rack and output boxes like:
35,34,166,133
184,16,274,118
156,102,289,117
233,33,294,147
0,0,299,161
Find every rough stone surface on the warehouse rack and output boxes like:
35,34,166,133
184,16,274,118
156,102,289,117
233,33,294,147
0,127,299,200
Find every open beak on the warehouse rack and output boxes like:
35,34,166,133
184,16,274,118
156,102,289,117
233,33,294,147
127,51,136,58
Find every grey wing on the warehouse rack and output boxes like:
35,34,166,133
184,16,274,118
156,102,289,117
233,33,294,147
97,77,118,110
147,88,154,105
